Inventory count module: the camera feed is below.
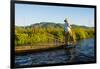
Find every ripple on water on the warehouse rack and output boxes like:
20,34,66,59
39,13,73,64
15,38,95,67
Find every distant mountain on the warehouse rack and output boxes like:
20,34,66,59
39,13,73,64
28,22,64,28
71,24,94,29
16,22,94,29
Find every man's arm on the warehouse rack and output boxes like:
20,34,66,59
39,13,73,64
68,23,71,28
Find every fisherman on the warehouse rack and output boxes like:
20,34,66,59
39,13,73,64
64,17,76,45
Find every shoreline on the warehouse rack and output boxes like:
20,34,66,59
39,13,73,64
15,38,94,55
15,45,65,55
15,44,76,55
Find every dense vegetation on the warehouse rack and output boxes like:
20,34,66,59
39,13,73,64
15,22,94,46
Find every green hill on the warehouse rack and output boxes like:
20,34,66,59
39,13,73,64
16,22,93,29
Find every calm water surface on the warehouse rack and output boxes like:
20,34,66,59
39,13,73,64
15,38,95,67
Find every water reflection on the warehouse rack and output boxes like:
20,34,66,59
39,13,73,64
15,38,95,67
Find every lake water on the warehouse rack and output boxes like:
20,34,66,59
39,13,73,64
15,38,95,67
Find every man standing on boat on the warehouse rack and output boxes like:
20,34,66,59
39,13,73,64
64,17,76,45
